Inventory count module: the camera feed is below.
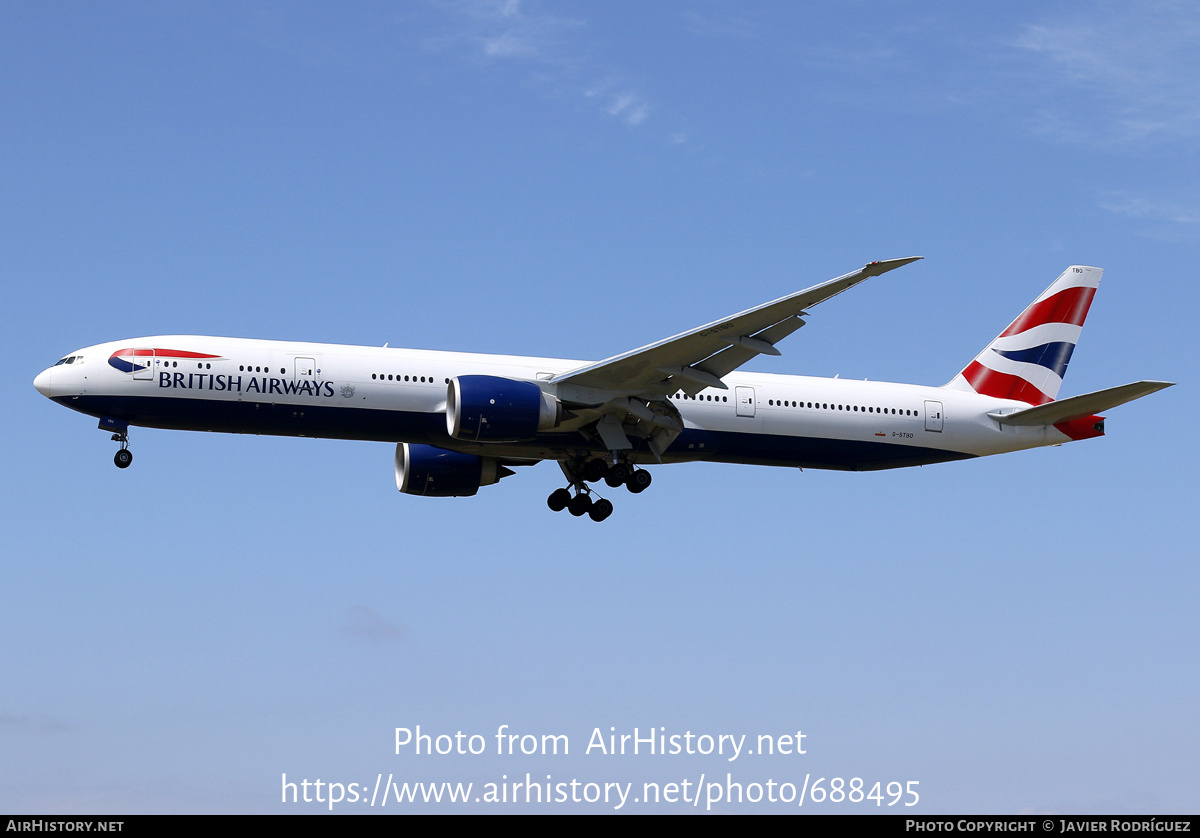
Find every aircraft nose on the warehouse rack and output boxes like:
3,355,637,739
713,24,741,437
34,367,53,398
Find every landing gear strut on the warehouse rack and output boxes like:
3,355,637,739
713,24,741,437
112,432,133,469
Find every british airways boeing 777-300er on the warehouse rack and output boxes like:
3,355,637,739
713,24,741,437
34,259,1173,522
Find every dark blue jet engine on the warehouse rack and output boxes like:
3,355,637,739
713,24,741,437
394,443,514,497
446,375,561,442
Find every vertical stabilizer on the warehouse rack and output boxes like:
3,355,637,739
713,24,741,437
945,266,1102,405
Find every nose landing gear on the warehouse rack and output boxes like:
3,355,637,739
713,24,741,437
112,432,133,469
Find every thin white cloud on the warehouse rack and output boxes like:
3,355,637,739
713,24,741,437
1098,191,1200,240
426,1,584,67
427,0,656,129
481,31,535,58
1100,193,1200,225
680,9,760,41
607,92,650,126
1011,4,1200,146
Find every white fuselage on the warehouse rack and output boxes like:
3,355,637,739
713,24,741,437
34,335,1071,472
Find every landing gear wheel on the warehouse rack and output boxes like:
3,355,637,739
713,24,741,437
606,462,631,487
582,458,608,483
588,498,614,522
626,468,651,493
547,488,571,512
567,493,593,517
114,448,133,469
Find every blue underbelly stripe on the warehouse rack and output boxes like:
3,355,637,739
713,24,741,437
56,394,974,471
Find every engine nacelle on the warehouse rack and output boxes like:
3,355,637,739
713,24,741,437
445,375,560,442
394,443,508,497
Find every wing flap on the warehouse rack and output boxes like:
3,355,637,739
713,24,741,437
695,315,806,382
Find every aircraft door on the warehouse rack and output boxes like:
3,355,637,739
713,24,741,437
133,348,154,380
924,399,943,432
736,386,756,417
294,357,316,382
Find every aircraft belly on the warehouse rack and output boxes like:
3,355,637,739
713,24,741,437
459,427,974,470
54,394,446,444
59,393,977,470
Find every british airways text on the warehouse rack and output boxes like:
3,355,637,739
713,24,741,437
158,372,335,397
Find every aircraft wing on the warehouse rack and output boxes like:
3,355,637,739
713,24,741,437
553,257,922,398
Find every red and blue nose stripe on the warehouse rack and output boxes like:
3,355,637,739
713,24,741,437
108,348,220,374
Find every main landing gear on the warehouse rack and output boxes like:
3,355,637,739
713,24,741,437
546,457,653,522
546,487,613,522
112,432,133,469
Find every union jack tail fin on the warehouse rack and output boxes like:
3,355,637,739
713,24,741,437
945,266,1102,405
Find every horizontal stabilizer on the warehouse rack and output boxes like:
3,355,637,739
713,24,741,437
988,381,1174,426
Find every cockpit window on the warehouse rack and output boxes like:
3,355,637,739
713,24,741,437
53,355,81,366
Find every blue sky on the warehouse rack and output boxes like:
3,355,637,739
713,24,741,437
2,1,1197,814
